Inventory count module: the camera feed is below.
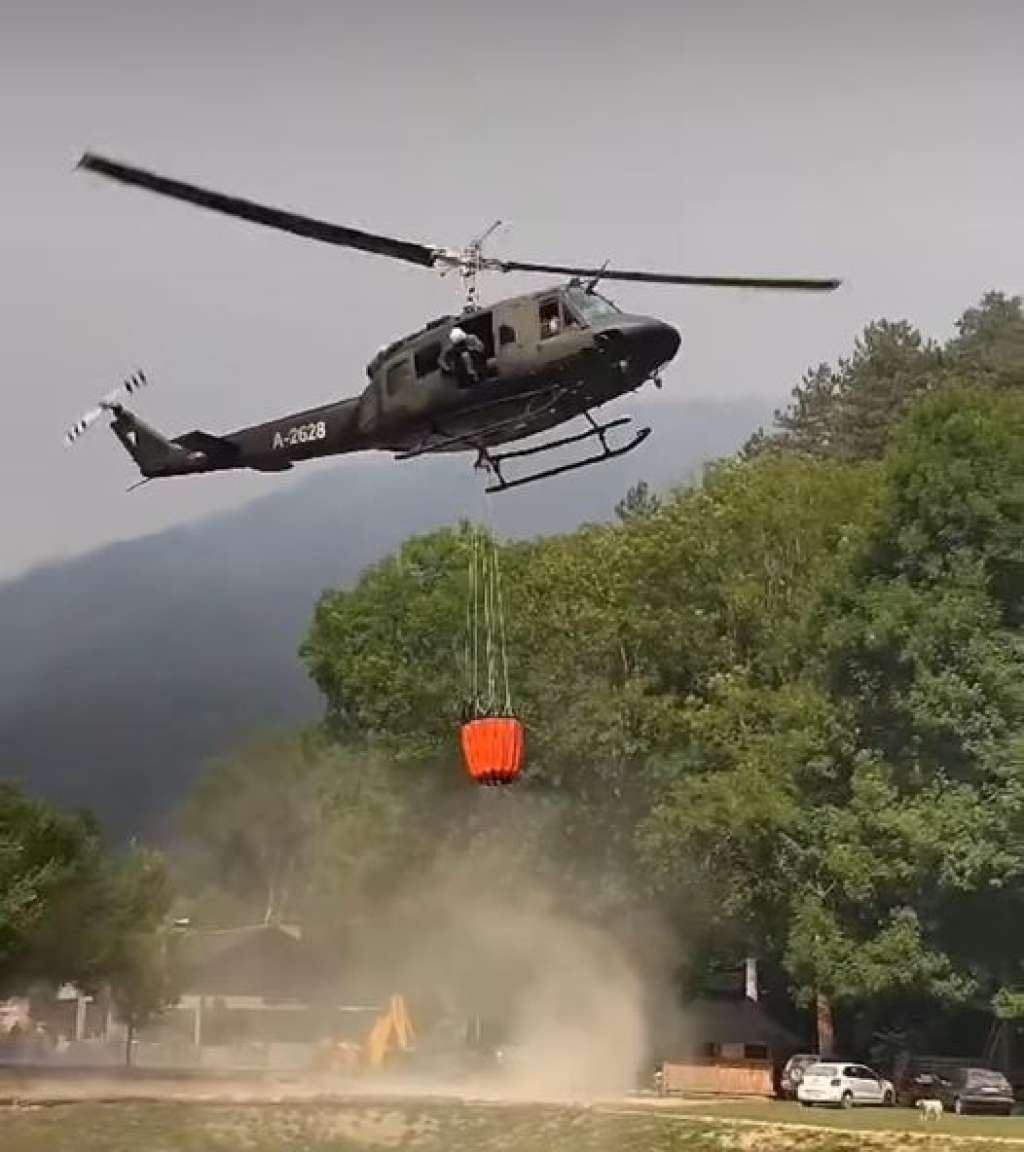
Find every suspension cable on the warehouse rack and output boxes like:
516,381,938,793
484,489,513,714
483,533,496,711
464,481,515,720
466,528,478,712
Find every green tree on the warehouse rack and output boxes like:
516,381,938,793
0,782,111,991
302,526,479,753
994,988,1024,1021
291,305,1024,1054
746,320,943,462
108,928,179,1065
176,729,435,946
299,739,438,931
615,479,662,522
747,291,1024,465
948,291,1024,385
179,731,326,926
1,781,180,1056
818,383,1024,1028
640,384,1024,1048
103,850,178,1064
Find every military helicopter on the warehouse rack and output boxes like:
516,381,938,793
67,153,841,492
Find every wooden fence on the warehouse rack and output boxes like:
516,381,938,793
660,1058,774,1097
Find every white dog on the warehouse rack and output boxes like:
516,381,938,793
918,1099,943,1121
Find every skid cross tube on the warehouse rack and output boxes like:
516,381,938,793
480,414,651,493
484,415,631,465
484,428,651,493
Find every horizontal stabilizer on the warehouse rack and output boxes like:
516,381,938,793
174,430,241,461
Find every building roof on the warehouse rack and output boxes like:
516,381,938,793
689,997,802,1048
177,924,316,999
650,995,803,1059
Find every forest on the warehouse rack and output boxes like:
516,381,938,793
3,291,1023,1061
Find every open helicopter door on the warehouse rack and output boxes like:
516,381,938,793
453,310,499,382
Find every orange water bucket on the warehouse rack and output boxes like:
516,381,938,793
459,715,525,785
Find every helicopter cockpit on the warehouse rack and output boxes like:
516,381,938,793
562,284,622,326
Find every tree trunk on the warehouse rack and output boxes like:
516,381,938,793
125,1019,134,1067
816,991,835,1057
264,869,278,925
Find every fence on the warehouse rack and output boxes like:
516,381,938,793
659,1058,774,1097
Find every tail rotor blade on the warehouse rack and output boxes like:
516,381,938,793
100,369,148,407
123,369,148,397
64,406,103,445
64,369,152,447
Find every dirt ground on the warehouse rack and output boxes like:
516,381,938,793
1,1075,1023,1152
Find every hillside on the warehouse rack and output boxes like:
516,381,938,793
0,399,768,837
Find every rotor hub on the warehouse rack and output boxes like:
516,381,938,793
433,221,506,309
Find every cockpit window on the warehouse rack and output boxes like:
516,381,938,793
564,287,621,325
539,297,561,339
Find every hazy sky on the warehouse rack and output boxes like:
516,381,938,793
1,0,1021,579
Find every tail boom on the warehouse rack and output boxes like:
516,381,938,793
110,396,366,479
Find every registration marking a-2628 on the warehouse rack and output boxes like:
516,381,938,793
272,421,326,450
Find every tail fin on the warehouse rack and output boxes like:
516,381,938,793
65,370,185,478
109,407,186,476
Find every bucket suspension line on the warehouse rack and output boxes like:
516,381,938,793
466,517,511,717
458,500,524,786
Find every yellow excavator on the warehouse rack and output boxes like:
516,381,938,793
364,993,415,1068
319,994,415,1074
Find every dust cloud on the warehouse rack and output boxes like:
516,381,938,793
1,785,690,1107
336,790,683,1104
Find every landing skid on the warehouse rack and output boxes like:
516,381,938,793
476,412,651,493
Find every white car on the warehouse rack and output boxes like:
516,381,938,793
797,1061,895,1108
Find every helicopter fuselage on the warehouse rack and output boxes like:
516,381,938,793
360,282,680,453
69,150,838,492
69,152,838,492
111,282,681,482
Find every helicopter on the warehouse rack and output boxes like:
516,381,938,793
66,153,841,493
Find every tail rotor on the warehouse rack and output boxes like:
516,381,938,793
64,370,150,446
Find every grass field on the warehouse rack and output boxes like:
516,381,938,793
680,1098,1023,1140
2,1096,1024,1152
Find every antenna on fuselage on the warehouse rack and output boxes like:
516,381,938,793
584,260,610,293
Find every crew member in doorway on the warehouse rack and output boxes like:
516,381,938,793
441,326,486,387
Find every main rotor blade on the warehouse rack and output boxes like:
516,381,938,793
499,260,841,292
77,153,440,269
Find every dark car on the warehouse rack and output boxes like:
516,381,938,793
779,1053,821,1100
898,1062,1014,1116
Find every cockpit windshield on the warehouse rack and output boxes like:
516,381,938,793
564,286,621,326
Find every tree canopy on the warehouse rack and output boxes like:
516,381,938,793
0,781,174,1019
172,290,1024,1055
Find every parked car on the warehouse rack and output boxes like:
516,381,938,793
895,1059,956,1109
779,1053,821,1099
897,1063,1014,1116
797,1061,895,1108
